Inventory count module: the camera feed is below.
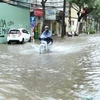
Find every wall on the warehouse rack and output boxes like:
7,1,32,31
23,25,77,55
0,3,30,43
71,7,78,31
65,4,78,32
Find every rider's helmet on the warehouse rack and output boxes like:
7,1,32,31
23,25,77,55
44,26,49,33
45,26,49,29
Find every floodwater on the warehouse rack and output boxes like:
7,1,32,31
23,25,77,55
0,34,100,100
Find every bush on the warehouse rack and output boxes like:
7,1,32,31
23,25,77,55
90,30,95,34
84,30,88,34
84,30,95,34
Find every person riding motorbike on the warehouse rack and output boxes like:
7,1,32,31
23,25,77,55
39,26,53,44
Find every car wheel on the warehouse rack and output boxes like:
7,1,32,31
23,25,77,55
8,41,11,44
28,37,31,42
21,38,24,44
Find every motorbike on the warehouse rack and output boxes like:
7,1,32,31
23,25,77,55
39,37,53,54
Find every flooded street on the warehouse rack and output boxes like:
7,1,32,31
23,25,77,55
0,33,100,100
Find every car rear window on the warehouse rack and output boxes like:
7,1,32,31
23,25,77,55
10,30,20,34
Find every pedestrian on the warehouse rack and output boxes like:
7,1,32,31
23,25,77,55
88,25,90,34
31,27,35,43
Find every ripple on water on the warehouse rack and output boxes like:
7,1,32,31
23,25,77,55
0,83,36,100
51,44,84,55
0,54,13,59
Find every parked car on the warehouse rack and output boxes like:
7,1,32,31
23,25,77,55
7,28,31,44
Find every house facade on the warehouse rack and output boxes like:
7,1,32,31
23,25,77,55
0,2,30,43
30,0,79,37
65,3,79,33
1,0,80,41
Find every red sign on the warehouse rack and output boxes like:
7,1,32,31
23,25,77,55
34,8,43,17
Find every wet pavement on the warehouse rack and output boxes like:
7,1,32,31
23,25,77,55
0,33,100,100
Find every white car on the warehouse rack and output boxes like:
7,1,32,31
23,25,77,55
7,28,31,44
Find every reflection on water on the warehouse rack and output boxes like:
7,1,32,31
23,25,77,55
0,34,100,100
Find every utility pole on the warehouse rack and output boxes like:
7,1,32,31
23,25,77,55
69,3,71,28
61,0,66,38
41,0,47,32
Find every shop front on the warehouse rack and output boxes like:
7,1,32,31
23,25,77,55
45,9,57,35
33,8,43,39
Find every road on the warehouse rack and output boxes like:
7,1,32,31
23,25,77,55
0,33,100,100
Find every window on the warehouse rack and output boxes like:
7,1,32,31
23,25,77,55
22,29,29,34
10,30,20,34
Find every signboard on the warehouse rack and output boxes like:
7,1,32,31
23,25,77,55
45,9,56,20
34,8,43,17
30,16,36,27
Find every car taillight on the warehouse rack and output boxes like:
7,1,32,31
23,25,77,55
18,33,22,37
8,33,10,37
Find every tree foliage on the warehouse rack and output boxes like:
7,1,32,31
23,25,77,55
68,0,94,8
90,0,100,21
67,0,100,34
68,0,98,22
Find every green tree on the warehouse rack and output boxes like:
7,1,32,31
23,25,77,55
68,0,96,34
91,0,100,31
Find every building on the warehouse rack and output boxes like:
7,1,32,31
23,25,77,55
9,0,80,38
30,0,79,37
0,1,30,43
65,3,79,33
